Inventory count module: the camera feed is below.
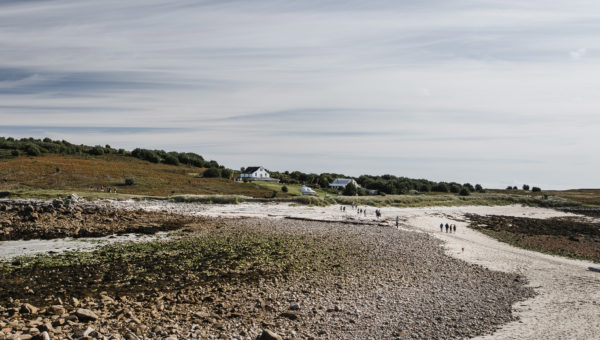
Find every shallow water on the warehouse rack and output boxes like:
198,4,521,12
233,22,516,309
0,232,171,260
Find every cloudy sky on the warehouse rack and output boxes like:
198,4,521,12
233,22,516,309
1,0,599,189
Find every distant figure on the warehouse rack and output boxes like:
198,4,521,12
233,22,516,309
364,209,367,217
440,223,443,232
453,224,457,233
343,206,346,212
445,223,449,233
396,216,399,227
340,206,343,211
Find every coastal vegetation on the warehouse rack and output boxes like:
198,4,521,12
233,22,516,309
0,136,598,208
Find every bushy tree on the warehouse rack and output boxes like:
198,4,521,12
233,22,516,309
163,154,180,166
89,146,105,155
25,144,41,156
220,168,233,179
532,187,541,192
343,182,358,196
522,184,530,191
459,188,470,196
203,168,221,178
449,183,462,193
475,184,483,192
432,182,449,192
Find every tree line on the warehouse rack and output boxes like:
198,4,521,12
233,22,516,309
268,169,484,196
0,137,221,169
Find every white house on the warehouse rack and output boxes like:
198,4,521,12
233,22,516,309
238,166,280,182
329,178,359,189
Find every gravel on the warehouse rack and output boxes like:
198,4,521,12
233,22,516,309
0,201,535,340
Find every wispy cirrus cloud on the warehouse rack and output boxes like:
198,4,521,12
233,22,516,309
1,0,599,188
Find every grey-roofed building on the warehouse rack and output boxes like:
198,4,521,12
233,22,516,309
329,178,359,189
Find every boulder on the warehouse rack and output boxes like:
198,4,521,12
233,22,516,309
20,303,39,314
257,329,282,340
32,332,50,340
75,308,99,322
50,305,66,315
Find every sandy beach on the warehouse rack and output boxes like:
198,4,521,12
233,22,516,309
80,200,600,338
1,199,599,339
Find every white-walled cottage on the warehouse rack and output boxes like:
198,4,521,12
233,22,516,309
238,166,280,182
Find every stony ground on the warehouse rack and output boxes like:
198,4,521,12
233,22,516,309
0,198,202,241
0,201,535,340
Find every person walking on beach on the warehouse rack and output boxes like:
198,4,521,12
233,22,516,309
453,224,456,233
445,223,449,233
396,216,399,227
440,223,443,232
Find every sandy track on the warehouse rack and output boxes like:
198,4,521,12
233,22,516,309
88,201,600,338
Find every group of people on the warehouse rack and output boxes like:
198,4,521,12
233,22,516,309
90,185,117,193
340,204,374,218
339,204,385,220
440,223,456,233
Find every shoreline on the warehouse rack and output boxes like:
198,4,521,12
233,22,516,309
1,199,599,339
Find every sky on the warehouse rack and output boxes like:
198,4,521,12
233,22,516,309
1,0,599,189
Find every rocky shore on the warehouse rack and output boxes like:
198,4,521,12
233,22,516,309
0,200,535,340
0,198,202,241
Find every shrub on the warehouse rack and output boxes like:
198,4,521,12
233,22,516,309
449,183,461,193
506,186,513,190
463,183,474,192
343,182,358,196
432,183,449,192
459,188,470,196
281,186,288,192
475,184,483,192
25,144,41,156
532,187,541,192
203,168,221,178
522,184,530,191
89,146,105,156
220,168,233,179
10,150,19,157
163,154,180,166
124,177,135,185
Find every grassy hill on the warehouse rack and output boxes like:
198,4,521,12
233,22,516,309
0,154,278,198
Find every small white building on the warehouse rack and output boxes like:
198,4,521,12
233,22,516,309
329,178,359,189
300,186,317,196
238,166,280,182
